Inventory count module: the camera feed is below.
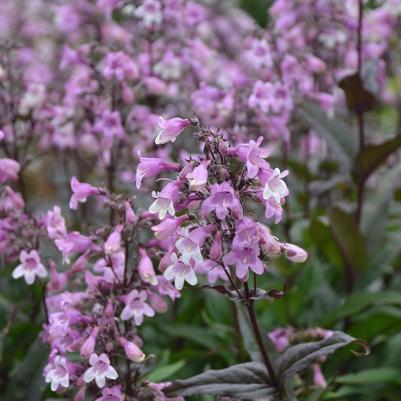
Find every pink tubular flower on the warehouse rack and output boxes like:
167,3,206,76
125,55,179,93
268,327,293,352
1,186,25,211
176,227,209,264
69,177,100,210
134,0,162,27
80,327,100,357
313,364,327,388
151,215,188,240
248,80,275,113
0,158,20,183
262,168,289,203
258,223,282,256
186,160,210,190
201,182,243,221
83,353,118,388
164,253,198,290
235,136,270,179
149,292,168,313
148,180,180,219
136,153,179,188
155,116,191,145
282,243,308,263
44,355,70,391
55,232,93,263
138,247,158,285
232,218,260,249
120,289,155,325
124,201,138,224
142,76,167,95
46,206,67,240
12,250,47,285
223,243,264,280
101,51,138,82
94,111,125,141
118,337,145,362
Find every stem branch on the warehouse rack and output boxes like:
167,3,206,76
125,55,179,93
243,283,279,388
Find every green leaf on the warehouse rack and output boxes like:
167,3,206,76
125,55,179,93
297,102,358,167
147,360,186,382
322,290,401,325
276,331,368,383
353,134,401,182
161,324,221,349
3,339,49,401
164,362,276,399
235,304,262,363
336,367,401,386
349,305,401,340
327,207,366,271
361,163,401,252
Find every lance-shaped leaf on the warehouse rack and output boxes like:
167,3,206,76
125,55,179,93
361,163,401,254
338,73,376,113
297,102,358,168
353,134,401,183
327,207,366,271
276,331,369,382
164,362,277,399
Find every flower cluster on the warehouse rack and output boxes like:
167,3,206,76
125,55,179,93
138,117,307,292
0,151,182,399
28,180,180,400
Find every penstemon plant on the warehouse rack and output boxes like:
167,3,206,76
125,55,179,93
1,1,401,401
137,117,369,400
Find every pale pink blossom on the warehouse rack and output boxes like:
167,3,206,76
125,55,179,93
83,353,118,388
12,250,47,285
44,355,70,391
155,117,191,145
119,337,145,362
149,180,180,219
69,177,100,210
0,158,20,183
120,289,155,325
164,253,198,290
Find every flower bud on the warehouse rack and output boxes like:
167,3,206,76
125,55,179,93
158,250,174,273
124,201,138,224
122,83,135,104
283,243,308,263
104,225,123,255
151,216,188,240
80,327,99,358
258,223,281,256
119,337,145,362
105,299,114,318
149,293,168,313
138,248,158,285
